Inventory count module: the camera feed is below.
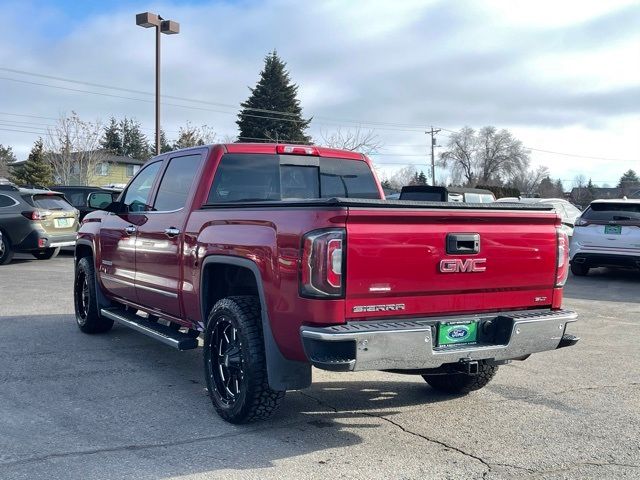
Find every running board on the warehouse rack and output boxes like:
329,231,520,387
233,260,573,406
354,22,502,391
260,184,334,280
100,308,198,351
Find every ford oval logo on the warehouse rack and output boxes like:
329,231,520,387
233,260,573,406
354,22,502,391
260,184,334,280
448,327,469,340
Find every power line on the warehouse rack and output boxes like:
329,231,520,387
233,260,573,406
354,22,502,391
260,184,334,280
1,68,637,163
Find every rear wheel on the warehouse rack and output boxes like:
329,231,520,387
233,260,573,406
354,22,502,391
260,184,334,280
0,232,14,265
423,364,498,394
204,296,285,423
570,263,590,276
74,257,114,334
32,247,60,260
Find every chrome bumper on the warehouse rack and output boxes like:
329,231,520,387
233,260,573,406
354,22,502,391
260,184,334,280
300,309,578,372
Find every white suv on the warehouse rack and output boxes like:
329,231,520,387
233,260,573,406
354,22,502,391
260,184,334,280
569,198,640,276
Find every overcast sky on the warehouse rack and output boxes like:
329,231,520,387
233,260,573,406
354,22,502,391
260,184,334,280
1,0,638,187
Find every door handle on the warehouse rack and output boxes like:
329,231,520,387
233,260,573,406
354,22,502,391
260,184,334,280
164,227,181,238
124,226,137,235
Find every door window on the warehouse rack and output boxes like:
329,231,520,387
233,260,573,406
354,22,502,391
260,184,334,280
122,161,162,212
153,154,202,211
0,194,17,208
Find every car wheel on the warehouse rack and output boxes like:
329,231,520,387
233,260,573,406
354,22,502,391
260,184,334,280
0,231,14,265
74,257,114,334
32,247,60,260
422,363,498,394
570,263,590,276
204,296,285,424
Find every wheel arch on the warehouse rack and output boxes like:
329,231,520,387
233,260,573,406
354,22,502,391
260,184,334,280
200,255,311,391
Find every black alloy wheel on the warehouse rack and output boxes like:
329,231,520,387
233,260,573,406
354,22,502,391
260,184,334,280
209,317,244,406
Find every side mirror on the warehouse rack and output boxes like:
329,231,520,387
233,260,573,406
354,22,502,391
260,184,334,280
88,192,119,210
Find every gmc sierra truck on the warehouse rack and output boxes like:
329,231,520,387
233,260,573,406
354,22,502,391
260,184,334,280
74,143,578,423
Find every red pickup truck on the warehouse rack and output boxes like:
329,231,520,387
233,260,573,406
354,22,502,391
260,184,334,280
74,143,578,423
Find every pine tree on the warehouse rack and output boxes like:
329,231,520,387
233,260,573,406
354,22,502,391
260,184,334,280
148,129,172,156
10,138,53,187
618,169,639,188
121,118,150,159
237,51,311,143
418,171,428,185
0,144,17,178
101,117,123,155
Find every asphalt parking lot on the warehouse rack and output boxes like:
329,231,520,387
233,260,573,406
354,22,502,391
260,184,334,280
0,253,639,480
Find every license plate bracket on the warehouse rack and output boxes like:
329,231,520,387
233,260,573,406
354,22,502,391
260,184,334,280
437,320,478,346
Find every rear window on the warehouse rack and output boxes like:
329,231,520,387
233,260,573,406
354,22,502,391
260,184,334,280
29,194,75,211
208,154,380,203
582,202,640,222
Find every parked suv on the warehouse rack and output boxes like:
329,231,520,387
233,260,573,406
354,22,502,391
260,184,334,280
496,198,582,237
0,185,79,265
53,186,120,221
570,198,640,275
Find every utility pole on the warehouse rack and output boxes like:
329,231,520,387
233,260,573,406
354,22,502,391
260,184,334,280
427,126,440,185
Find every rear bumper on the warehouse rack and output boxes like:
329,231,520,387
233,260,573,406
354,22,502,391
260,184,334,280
300,309,578,372
571,252,640,269
15,230,77,251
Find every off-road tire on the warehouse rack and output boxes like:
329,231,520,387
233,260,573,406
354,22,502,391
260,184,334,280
0,231,14,265
570,263,590,276
423,364,498,394
204,296,285,423
74,257,114,334
32,247,60,260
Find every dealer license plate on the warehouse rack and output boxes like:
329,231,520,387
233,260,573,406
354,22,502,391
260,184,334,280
604,225,622,235
54,218,73,228
438,321,478,346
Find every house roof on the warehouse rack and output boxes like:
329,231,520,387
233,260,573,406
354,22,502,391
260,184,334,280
11,150,146,166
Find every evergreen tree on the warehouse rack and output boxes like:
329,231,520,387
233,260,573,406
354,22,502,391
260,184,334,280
0,144,17,178
121,118,150,159
618,169,639,188
100,117,123,155
148,129,172,156
554,179,564,195
417,171,428,185
10,138,53,187
237,51,311,143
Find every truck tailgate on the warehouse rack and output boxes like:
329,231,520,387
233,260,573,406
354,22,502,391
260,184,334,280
345,208,558,319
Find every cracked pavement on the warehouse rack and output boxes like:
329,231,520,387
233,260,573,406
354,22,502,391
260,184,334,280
1,253,639,479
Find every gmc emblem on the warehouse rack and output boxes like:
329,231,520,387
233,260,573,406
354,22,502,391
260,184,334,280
439,258,486,273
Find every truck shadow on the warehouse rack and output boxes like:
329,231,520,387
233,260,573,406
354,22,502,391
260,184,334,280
0,314,456,479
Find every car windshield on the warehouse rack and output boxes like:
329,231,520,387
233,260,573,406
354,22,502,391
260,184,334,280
29,194,75,211
582,202,640,222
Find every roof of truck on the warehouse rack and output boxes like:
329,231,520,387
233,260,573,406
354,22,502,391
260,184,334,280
591,198,640,204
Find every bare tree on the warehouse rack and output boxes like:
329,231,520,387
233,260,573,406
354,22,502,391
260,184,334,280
509,165,550,195
319,127,383,156
439,126,530,186
386,165,418,190
438,126,476,185
45,112,105,186
174,122,217,149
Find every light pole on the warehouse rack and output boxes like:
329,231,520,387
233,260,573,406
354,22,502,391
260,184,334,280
136,12,180,155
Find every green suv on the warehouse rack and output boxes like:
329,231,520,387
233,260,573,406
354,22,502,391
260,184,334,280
0,185,79,265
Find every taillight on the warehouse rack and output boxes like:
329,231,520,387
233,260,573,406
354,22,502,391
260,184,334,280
22,210,51,221
555,229,569,287
300,228,345,298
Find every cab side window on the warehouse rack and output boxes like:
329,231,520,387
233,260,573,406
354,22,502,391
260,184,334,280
122,161,162,212
153,154,202,212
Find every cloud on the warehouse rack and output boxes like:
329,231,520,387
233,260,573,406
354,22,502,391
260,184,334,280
0,0,638,186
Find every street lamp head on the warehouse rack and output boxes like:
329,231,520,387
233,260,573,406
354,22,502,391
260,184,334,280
136,12,160,28
160,20,180,35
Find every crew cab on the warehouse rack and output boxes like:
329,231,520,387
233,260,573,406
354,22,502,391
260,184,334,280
74,143,578,423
